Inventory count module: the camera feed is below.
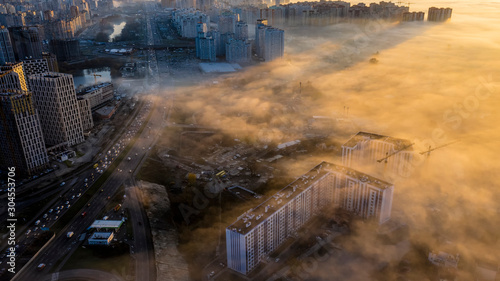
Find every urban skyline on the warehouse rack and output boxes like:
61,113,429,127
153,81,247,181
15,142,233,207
0,0,497,281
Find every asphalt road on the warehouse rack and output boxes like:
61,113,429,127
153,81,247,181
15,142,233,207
11,101,163,281
41,269,125,281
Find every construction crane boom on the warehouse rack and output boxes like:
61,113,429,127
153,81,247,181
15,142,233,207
419,140,459,156
92,73,102,84
377,143,414,163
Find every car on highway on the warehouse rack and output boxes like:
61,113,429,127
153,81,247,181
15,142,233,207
49,209,53,213
37,263,46,271
77,193,81,197
81,212,87,217
60,182,65,186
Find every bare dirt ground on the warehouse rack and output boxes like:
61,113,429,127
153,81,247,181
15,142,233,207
138,181,191,281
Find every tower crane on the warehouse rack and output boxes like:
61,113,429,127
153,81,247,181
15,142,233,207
377,142,414,163
377,142,414,179
92,73,102,84
419,140,459,157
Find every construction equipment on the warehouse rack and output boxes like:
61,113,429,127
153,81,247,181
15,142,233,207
419,140,459,157
92,73,102,84
377,143,414,163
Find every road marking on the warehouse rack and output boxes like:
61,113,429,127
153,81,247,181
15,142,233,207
51,272,59,281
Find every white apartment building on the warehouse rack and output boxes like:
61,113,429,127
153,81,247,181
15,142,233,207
226,162,394,275
28,72,84,148
76,82,114,109
341,131,413,178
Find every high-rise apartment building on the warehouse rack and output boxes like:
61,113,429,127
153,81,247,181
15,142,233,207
49,39,81,62
196,23,216,62
77,97,93,131
42,52,59,72
226,162,394,275
255,19,268,58
8,26,43,61
234,21,248,40
0,90,49,176
218,12,239,34
260,7,284,26
402,11,425,22
263,27,284,62
341,132,413,178
0,62,28,91
196,34,216,61
28,72,84,148
428,7,452,22
21,52,59,76
22,58,50,76
0,27,15,65
226,39,251,62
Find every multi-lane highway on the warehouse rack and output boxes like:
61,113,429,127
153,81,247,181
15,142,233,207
9,98,165,280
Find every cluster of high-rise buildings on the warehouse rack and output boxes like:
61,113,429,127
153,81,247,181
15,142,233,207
226,132,414,275
0,0,120,64
402,11,425,22
401,7,452,22
427,7,452,22
0,25,81,64
0,32,114,176
255,19,284,62
175,9,284,63
172,9,211,38
227,2,451,27
227,1,408,27
0,0,110,30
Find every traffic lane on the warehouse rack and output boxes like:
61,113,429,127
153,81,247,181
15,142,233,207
13,106,159,280
40,269,125,281
14,171,130,281
128,187,150,281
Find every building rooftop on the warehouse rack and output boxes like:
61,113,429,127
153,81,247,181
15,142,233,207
95,105,116,116
77,82,112,95
89,220,123,229
89,232,113,239
30,72,71,79
227,161,392,235
342,131,413,151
